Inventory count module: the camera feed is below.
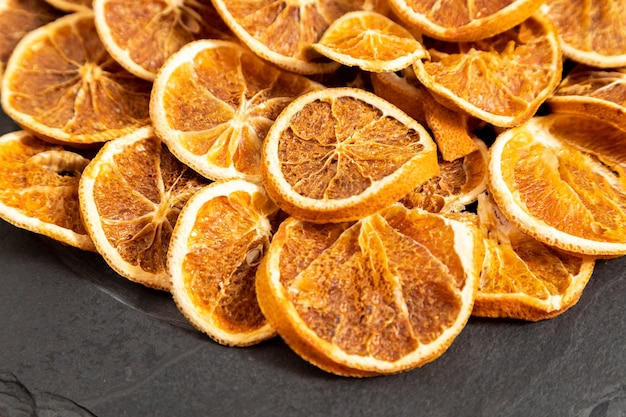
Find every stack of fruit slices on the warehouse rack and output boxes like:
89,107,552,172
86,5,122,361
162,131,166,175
0,0,625,377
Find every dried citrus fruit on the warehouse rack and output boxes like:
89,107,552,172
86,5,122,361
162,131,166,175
488,113,626,257
0,130,94,251
389,0,546,42
473,193,595,321
400,137,488,213
261,87,440,223
547,65,626,131
256,205,482,376
370,67,427,125
44,0,90,12
311,10,428,73
1,12,153,146
150,39,323,184
168,179,278,346
79,126,207,291
93,0,234,81
210,0,383,74
541,0,626,68
412,13,562,128
0,0,63,83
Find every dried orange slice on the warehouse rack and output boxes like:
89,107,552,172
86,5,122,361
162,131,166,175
168,179,278,346
1,12,153,146
79,126,207,290
370,67,427,125
0,0,63,83
44,0,90,12
311,10,428,73
261,87,440,223
541,0,626,68
547,65,626,132
0,130,94,251
488,113,626,257
93,0,234,81
473,193,595,321
150,39,323,184
389,0,546,42
210,0,383,74
400,137,488,213
256,205,482,376
412,13,562,128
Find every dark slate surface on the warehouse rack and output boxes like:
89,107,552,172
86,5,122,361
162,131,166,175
0,115,625,417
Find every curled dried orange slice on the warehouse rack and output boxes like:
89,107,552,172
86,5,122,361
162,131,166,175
168,179,278,346
370,67,427,125
0,130,94,251
44,0,90,12
474,193,595,321
256,205,482,376
488,113,626,257
79,126,207,290
1,12,152,146
150,39,323,184
261,87,440,223
311,10,428,73
389,0,546,42
94,0,234,81
412,13,562,128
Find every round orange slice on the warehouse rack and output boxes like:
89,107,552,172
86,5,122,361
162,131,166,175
0,130,94,251
256,204,482,376
547,65,626,132
168,179,278,346
488,113,626,257
93,0,234,81
474,193,595,321
1,12,153,146
79,126,208,291
311,10,428,73
150,39,323,184
261,87,440,223
412,13,562,128
389,0,546,42
210,0,383,74
541,0,626,68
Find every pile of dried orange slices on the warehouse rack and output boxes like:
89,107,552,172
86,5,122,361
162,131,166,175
1,0,625,377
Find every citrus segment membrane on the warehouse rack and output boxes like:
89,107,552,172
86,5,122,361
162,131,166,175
151,39,323,184
0,130,94,251
261,87,440,223
1,12,153,145
474,193,595,321
256,205,482,376
79,126,207,291
488,114,626,256
312,10,428,73
413,13,562,128
168,179,278,346
94,0,234,81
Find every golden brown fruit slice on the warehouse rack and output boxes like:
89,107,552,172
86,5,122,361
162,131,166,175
1,12,153,146
0,0,63,82
168,179,278,346
400,138,488,213
474,193,595,321
150,39,323,184
488,113,626,257
311,10,428,73
79,126,207,291
44,0,90,12
389,0,546,42
0,130,94,251
256,205,482,376
94,0,234,81
542,0,626,68
413,13,562,128
370,67,427,125
210,0,384,74
547,65,626,131
261,87,440,223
